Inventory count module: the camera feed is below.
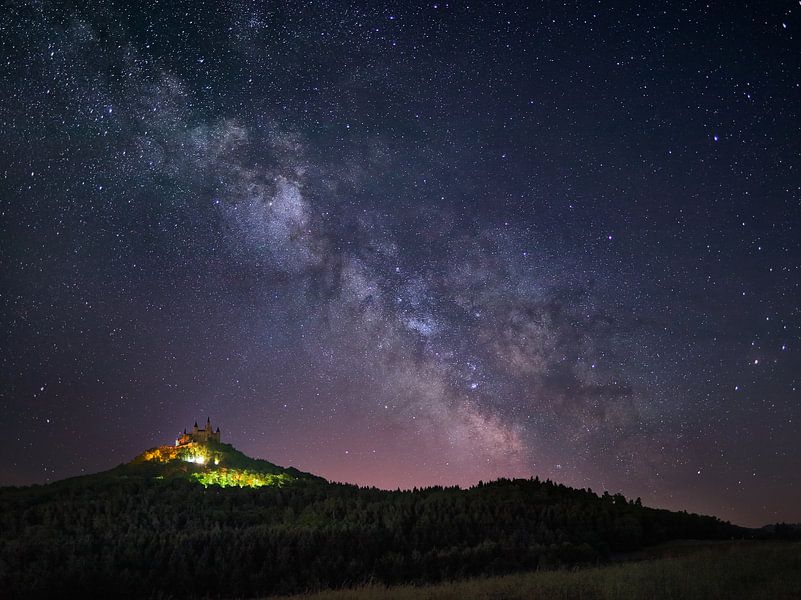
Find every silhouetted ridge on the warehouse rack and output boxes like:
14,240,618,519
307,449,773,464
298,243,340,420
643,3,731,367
0,442,751,599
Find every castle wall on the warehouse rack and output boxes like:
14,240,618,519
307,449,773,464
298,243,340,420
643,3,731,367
176,425,221,446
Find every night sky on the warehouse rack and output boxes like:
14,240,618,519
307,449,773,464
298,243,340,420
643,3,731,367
2,1,800,528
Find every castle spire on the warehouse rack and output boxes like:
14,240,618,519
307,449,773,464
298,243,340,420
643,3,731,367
177,419,222,446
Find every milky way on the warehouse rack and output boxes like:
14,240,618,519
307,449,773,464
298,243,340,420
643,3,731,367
2,1,800,527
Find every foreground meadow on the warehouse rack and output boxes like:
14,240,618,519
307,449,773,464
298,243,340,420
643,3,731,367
273,541,801,600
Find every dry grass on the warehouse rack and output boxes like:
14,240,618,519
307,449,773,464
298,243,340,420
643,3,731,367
268,541,801,600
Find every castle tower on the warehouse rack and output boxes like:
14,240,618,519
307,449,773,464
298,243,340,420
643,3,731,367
176,419,222,446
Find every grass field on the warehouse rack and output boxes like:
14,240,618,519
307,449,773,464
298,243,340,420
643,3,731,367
271,541,801,600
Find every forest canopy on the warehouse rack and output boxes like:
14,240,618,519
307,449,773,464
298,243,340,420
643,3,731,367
0,444,747,599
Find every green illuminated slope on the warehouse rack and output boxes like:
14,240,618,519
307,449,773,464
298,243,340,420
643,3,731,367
114,440,324,488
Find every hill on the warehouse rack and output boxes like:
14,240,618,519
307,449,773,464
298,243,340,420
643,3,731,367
0,441,749,599
120,439,324,486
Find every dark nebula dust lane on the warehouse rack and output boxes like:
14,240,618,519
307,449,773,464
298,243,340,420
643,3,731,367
1,1,800,527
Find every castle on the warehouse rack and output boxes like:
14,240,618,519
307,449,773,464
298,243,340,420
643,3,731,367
176,417,221,446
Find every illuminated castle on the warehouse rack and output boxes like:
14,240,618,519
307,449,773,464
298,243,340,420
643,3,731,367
176,417,221,446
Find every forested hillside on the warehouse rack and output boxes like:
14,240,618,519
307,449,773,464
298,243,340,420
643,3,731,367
0,444,745,599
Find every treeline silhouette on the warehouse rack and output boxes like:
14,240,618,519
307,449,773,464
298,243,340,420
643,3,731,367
1,472,744,599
